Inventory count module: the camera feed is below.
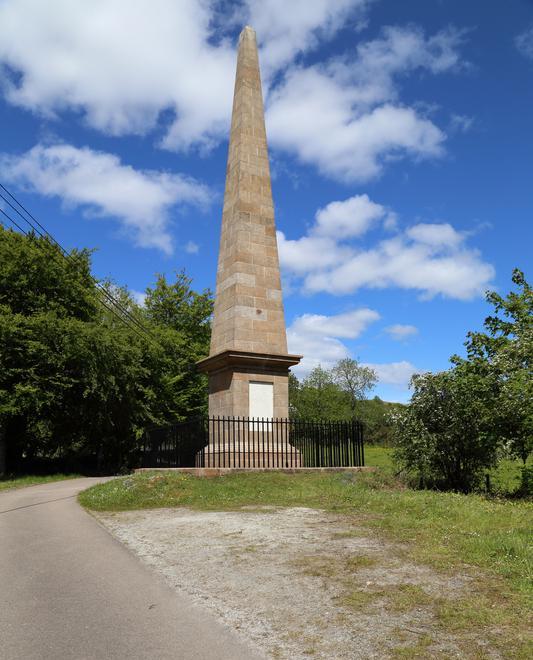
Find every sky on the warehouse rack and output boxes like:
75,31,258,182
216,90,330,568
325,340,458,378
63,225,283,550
0,0,532,402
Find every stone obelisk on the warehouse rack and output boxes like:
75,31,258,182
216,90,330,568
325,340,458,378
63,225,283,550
197,26,301,424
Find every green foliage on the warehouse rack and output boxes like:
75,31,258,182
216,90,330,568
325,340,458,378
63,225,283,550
332,357,377,417
0,225,97,319
393,269,532,493
393,365,500,492
517,465,533,497
0,226,213,474
357,396,405,446
289,365,398,444
289,366,351,420
144,270,213,351
454,268,532,464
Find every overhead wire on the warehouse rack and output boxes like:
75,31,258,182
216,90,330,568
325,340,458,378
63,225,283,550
0,185,162,347
0,204,151,343
0,183,157,337
0,185,153,335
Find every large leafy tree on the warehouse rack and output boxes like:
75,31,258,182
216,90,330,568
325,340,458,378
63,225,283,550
393,364,499,493
144,271,212,353
393,269,532,493
332,358,377,418
0,226,212,475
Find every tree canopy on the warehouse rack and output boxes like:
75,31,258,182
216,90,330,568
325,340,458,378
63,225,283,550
0,226,212,475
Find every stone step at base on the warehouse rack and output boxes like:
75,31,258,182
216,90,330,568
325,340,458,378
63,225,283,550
196,449,301,469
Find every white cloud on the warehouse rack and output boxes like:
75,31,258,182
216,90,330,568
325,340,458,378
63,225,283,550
266,25,466,181
363,360,419,387
314,194,392,238
0,0,235,150
0,2,467,182
516,25,533,60
267,74,445,181
0,0,370,155
405,222,463,248
304,234,494,300
385,324,418,341
0,143,211,253
278,194,393,275
277,233,352,275
279,193,494,300
185,240,200,254
287,307,379,376
290,308,380,339
247,0,371,76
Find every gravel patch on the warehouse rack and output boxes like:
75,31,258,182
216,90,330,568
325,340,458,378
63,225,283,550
95,507,479,659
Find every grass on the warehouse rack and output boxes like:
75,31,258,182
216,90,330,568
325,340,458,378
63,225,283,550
364,445,395,471
0,473,81,492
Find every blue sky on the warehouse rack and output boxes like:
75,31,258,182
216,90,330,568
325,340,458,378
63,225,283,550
0,0,532,402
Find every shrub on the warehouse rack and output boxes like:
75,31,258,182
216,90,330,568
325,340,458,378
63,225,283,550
393,367,500,493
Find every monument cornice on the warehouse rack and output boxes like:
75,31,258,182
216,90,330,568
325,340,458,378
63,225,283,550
197,349,302,375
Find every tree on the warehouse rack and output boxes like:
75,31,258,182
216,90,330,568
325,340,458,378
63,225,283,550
393,364,499,493
0,226,213,475
393,269,532,493
144,271,213,355
356,396,405,446
332,358,377,418
453,269,532,464
289,366,350,420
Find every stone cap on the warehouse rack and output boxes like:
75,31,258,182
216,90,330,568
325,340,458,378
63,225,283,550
197,349,302,374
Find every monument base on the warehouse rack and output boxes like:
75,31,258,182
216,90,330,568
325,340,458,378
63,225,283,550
196,444,301,468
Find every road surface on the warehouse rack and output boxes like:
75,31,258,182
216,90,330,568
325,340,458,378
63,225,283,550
0,477,263,660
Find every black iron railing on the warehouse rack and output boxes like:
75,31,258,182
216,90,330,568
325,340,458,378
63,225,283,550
141,417,364,469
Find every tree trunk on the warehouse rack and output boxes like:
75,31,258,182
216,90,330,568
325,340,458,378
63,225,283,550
0,424,6,478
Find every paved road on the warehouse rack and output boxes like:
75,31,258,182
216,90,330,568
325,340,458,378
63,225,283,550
0,478,263,660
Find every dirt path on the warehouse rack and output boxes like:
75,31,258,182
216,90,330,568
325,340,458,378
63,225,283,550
95,506,488,659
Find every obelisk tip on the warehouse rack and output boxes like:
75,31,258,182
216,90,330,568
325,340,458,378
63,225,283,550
240,25,256,39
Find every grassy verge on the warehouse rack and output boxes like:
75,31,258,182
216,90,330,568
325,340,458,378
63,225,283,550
0,473,81,492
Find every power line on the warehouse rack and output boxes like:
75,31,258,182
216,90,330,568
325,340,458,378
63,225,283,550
0,183,159,342
0,204,151,343
0,188,161,346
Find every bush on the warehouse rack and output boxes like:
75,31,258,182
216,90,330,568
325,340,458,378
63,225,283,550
393,367,500,493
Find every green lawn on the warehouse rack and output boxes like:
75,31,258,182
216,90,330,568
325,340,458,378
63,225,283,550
0,473,81,492
364,445,394,470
